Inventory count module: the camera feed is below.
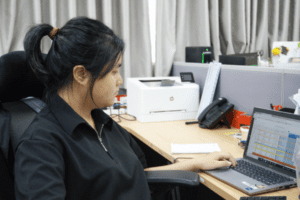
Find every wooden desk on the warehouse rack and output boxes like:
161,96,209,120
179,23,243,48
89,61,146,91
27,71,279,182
118,119,299,200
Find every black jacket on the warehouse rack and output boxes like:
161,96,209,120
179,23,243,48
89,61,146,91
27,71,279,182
0,103,15,200
14,93,152,200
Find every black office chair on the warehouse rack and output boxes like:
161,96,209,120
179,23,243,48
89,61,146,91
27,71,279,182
0,51,199,200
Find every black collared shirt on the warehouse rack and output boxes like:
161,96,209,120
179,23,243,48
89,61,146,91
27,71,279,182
14,93,151,200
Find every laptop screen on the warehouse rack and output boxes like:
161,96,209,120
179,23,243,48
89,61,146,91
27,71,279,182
246,109,300,173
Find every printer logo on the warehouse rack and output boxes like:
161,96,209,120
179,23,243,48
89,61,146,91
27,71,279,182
170,97,174,101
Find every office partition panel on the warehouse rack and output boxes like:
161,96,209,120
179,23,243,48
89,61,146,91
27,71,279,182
173,62,300,116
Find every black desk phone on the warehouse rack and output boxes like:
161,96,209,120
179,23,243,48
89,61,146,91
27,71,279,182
197,98,234,129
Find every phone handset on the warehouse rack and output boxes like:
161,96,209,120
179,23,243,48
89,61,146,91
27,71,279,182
185,98,228,125
185,97,233,129
198,98,227,122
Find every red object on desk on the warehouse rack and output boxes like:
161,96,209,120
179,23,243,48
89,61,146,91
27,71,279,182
227,109,252,129
272,105,283,111
116,94,126,101
228,105,283,129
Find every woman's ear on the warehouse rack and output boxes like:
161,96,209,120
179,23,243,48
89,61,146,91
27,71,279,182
73,65,91,86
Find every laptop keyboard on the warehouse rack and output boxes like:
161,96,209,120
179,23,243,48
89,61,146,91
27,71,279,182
232,160,293,185
240,196,286,200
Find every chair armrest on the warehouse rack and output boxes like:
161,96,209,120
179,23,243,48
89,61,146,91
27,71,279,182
145,170,200,187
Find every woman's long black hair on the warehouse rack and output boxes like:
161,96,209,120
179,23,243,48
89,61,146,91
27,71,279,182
24,17,124,106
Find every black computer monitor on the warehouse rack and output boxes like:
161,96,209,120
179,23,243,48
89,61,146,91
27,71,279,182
219,55,246,65
226,52,258,65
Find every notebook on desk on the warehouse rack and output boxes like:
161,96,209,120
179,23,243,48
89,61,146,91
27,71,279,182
204,108,298,196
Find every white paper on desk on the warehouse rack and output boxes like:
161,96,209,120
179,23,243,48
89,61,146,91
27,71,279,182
171,143,221,154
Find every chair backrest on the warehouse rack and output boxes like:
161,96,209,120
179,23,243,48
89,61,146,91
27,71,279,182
0,51,46,199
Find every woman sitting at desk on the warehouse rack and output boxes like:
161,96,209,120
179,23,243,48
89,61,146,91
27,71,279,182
14,17,237,200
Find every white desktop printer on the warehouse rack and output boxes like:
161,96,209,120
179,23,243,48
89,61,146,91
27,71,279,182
127,77,199,122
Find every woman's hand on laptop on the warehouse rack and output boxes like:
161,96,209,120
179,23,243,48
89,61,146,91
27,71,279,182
195,151,237,170
145,151,236,172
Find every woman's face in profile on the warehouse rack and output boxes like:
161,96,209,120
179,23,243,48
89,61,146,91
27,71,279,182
92,54,123,108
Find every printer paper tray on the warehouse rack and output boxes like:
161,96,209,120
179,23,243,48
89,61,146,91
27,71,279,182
149,110,186,114
139,111,197,122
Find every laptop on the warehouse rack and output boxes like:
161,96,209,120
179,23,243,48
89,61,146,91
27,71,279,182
204,107,298,195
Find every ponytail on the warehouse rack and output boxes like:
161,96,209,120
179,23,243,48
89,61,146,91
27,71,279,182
23,24,53,87
23,17,124,106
